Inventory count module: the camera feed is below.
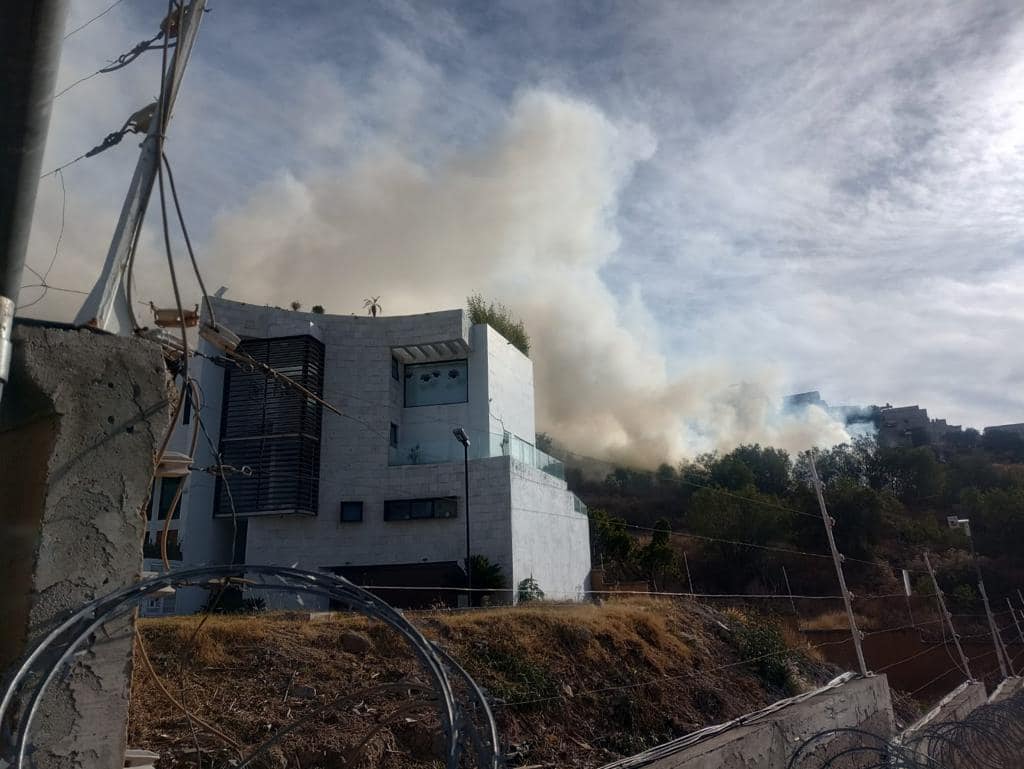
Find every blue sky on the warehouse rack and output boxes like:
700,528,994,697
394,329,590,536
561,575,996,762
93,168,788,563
24,0,1024,460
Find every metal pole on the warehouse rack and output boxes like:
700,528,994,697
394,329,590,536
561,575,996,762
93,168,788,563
683,551,693,596
464,441,471,600
809,457,868,676
0,0,70,405
782,565,798,618
964,526,1010,678
924,551,973,680
73,0,206,332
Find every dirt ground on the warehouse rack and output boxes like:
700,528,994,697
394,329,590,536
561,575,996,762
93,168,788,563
128,598,848,769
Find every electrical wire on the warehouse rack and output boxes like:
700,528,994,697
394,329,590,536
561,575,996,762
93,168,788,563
63,0,128,39
16,171,67,312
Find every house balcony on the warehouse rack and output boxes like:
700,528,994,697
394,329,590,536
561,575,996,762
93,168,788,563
388,429,565,480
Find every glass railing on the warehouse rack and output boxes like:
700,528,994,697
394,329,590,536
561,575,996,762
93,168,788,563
388,428,565,481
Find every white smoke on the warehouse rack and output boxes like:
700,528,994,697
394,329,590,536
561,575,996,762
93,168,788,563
207,89,850,466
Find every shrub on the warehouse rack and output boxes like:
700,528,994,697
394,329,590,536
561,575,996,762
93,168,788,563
733,615,792,690
467,294,530,356
517,577,545,603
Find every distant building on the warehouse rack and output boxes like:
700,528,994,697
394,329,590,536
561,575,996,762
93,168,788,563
984,423,1024,438
875,405,962,448
784,391,827,410
144,298,591,614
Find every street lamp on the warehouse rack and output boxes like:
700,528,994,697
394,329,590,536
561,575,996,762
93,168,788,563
947,516,1012,677
453,427,471,603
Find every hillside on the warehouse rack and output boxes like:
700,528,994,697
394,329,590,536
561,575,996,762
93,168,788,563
569,438,1024,604
129,599,843,768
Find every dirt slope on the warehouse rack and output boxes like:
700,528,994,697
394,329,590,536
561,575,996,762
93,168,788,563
129,598,839,768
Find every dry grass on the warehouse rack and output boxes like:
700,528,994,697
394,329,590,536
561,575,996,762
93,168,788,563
129,598,838,769
799,610,872,632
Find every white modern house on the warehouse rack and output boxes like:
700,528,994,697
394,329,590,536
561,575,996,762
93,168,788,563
148,297,591,613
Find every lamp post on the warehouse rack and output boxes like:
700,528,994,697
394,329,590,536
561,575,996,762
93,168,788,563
453,427,471,603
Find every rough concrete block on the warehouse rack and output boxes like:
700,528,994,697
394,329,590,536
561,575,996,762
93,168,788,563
621,676,894,769
0,324,173,769
988,676,1024,704
902,679,986,739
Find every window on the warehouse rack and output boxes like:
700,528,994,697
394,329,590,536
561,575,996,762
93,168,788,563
340,501,363,523
143,529,182,560
403,360,468,407
384,497,458,521
391,357,400,381
215,335,324,517
389,422,399,448
156,477,183,520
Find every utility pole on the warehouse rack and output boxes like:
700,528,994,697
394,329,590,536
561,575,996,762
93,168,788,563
809,457,868,676
924,551,973,680
74,0,206,332
0,0,70,405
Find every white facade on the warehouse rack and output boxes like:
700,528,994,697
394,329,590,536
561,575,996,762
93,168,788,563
173,298,590,611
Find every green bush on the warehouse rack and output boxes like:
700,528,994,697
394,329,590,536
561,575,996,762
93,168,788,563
733,616,792,690
517,577,545,603
467,294,530,356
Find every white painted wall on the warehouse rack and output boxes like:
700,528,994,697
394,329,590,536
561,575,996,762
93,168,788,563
509,460,591,601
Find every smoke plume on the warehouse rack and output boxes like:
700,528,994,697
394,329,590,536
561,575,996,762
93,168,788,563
208,89,850,466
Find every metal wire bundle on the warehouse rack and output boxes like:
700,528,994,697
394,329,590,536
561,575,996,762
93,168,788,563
787,689,1024,769
0,565,501,769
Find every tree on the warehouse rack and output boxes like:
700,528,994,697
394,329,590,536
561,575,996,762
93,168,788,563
536,432,554,454
639,518,677,590
469,555,506,591
517,577,544,602
590,508,634,572
466,293,530,356
363,296,382,317
311,304,325,314
290,301,301,311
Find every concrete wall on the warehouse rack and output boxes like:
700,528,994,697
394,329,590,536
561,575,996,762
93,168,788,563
898,680,986,757
0,324,172,769
509,459,591,599
603,675,894,769
989,676,1024,703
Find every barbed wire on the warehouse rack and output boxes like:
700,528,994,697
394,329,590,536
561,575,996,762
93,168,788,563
788,689,1024,769
0,565,501,769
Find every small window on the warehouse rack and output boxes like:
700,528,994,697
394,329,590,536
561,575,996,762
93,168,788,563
156,477,183,520
384,497,458,521
389,423,399,448
340,501,363,523
391,357,400,381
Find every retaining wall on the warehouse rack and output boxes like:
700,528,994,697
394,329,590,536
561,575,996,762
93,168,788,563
989,676,1024,703
600,673,894,769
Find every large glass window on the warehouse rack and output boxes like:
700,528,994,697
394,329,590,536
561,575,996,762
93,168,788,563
384,497,458,521
404,360,468,407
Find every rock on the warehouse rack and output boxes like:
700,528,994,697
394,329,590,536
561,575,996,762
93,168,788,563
291,684,316,699
340,630,372,655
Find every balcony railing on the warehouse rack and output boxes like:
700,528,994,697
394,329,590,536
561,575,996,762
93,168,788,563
389,429,565,480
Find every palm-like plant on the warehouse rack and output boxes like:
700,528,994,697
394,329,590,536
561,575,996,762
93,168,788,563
363,296,382,317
